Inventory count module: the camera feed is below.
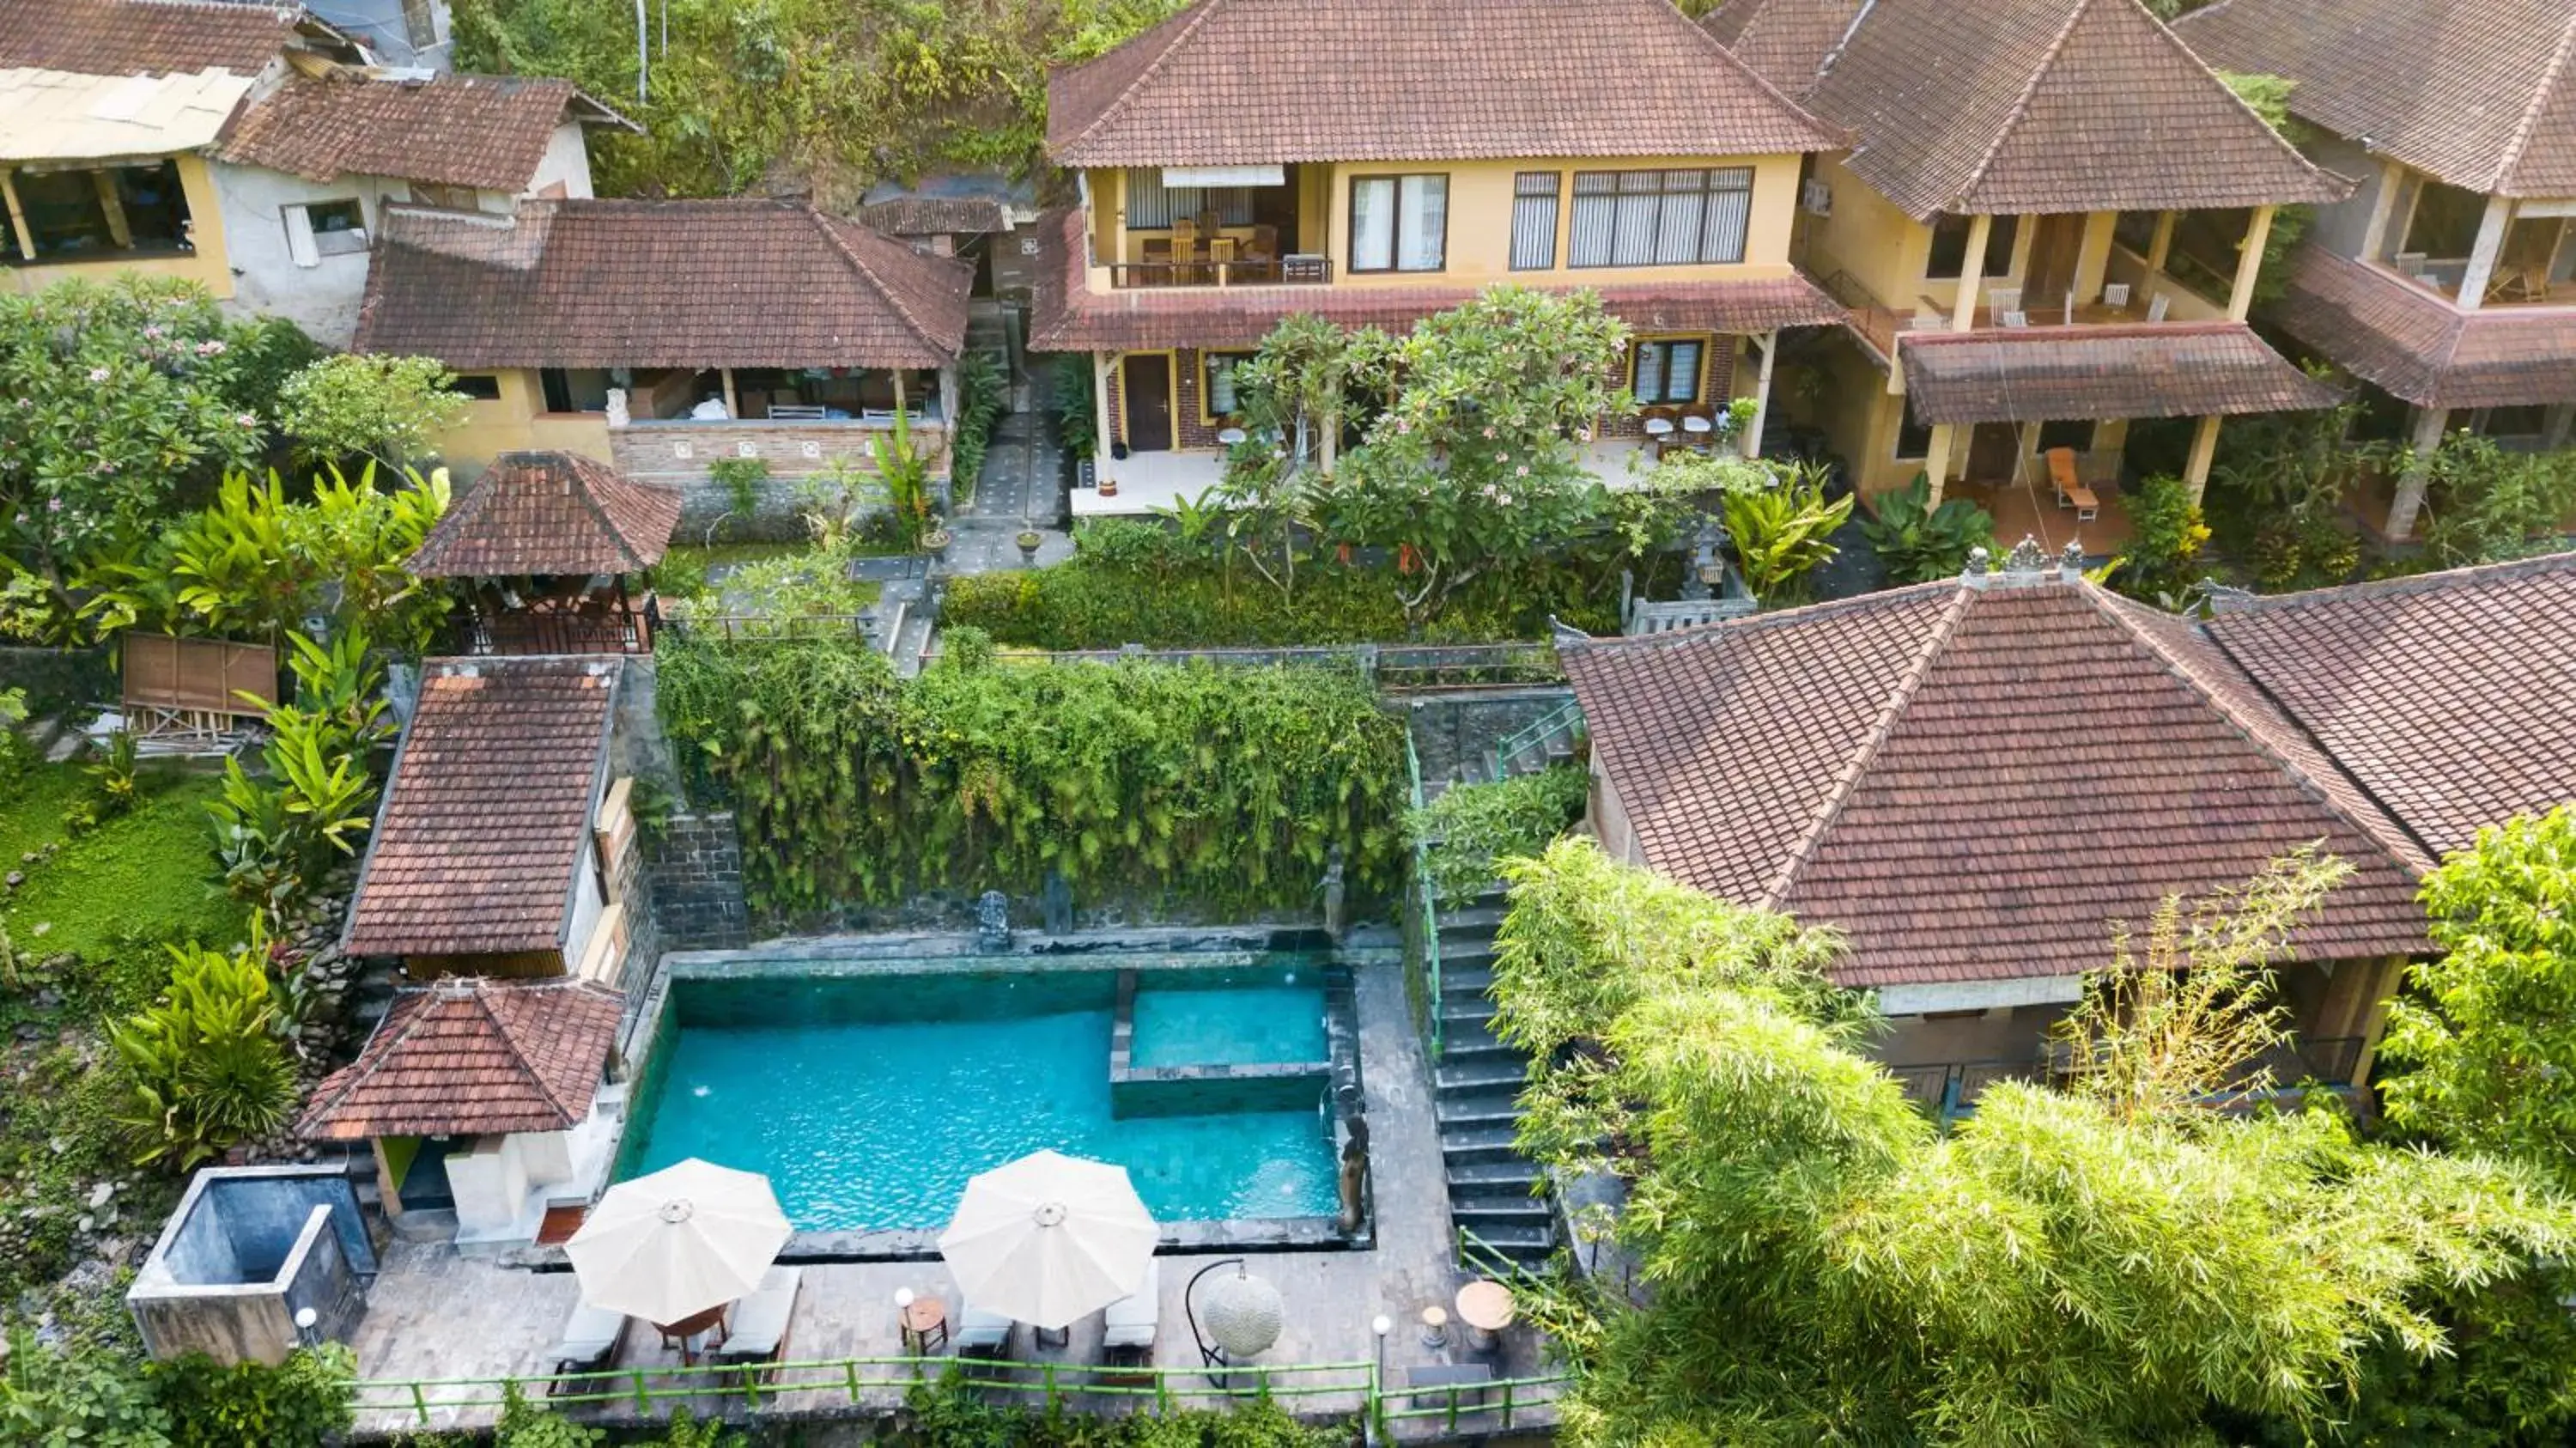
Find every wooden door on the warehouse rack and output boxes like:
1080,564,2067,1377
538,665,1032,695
1966,423,2020,483
2025,214,2086,313
1122,354,1174,453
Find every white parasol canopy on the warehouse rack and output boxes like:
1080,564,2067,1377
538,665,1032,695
939,1149,1157,1330
565,1159,791,1326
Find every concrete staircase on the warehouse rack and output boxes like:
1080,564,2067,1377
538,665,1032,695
1429,893,1556,1269
1419,697,1584,803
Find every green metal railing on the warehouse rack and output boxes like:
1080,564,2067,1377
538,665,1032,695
351,1351,1573,1436
1485,698,1584,780
1403,726,1444,1061
354,1354,1373,1426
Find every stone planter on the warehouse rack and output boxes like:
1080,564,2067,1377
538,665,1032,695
1016,530,1042,564
920,528,953,561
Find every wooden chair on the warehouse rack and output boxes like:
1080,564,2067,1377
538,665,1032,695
1208,236,1237,284
2046,447,2098,521
1170,218,1198,283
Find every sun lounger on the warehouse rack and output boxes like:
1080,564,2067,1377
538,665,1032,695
1102,1258,1161,1372
713,1266,802,1380
955,1299,1014,1358
544,1302,627,1395
2045,447,2098,521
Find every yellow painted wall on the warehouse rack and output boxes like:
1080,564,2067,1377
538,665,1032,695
1085,153,1807,289
3,154,233,298
436,368,611,473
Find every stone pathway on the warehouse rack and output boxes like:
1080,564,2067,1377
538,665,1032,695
879,407,1075,675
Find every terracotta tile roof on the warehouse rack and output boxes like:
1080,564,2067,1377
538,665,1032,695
1046,0,1842,167
0,0,299,77
1899,322,2342,423
1789,0,2345,221
2269,245,2576,410
1564,568,2429,989
344,657,617,958
215,69,634,191
1700,0,1868,97
355,199,970,370
858,196,1010,237
2176,0,2576,198
298,977,623,1140
1024,210,1844,352
2203,551,2576,860
408,451,681,578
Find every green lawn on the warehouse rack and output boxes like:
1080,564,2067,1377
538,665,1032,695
0,757,239,1335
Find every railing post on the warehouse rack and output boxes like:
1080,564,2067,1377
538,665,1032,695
634,1368,650,1411
410,1382,429,1427
847,1360,863,1400
1043,1362,1058,1410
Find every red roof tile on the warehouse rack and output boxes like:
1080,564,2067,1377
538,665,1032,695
0,0,302,76
355,199,970,370
215,69,633,192
1898,322,2342,423
1024,210,1844,353
298,977,623,1140
344,657,617,958
2203,551,2576,859
1564,563,2429,989
1701,0,1868,97
2177,0,2576,198
2269,245,2576,410
1789,0,2346,220
1047,0,1842,167
409,451,681,578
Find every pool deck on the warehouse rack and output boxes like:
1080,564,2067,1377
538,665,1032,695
342,945,1556,1439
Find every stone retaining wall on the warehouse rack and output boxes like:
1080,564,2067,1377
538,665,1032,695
645,811,750,950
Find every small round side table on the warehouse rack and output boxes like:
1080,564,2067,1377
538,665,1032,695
1455,1280,1516,1352
902,1295,950,1355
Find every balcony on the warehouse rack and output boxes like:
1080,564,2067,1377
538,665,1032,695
1109,252,1334,289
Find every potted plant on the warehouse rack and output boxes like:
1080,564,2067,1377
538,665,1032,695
920,523,953,559
1016,529,1043,563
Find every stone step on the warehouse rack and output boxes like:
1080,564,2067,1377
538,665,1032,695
1452,1220,1556,1261
1435,1060,1525,1095
1432,1092,1522,1132
1449,1159,1545,1196
1439,1125,1524,1165
1440,964,1496,999
1437,905,1504,936
1451,1198,1553,1226
1439,1025,1512,1064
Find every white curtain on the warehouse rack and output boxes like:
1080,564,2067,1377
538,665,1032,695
1399,176,1447,271
1351,177,1394,271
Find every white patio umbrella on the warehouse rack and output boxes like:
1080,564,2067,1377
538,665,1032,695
939,1149,1157,1331
565,1159,791,1327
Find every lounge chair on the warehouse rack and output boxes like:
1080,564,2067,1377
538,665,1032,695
713,1265,802,1382
2046,447,2098,522
955,1299,1013,1358
1102,1258,1161,1374
544,1302,627,1396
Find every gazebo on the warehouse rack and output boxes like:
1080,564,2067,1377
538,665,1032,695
409,450,682,655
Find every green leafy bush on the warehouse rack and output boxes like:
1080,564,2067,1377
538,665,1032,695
1407,765,1589,906
1048,357,1098,459
948,350,1010,500
2413,430,2576,570
274,354,468,469
111,934,297,1169
149,1345,354,1448
2111,474,2212,601
1722,468,1852,605
1859,475,1996,583
656,636,1406,918
902,1369,1348,1447
205,630,392,922
0,1326,173,1447
708,456,769,521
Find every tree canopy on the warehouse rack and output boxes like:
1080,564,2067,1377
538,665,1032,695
1492,838,2576,1447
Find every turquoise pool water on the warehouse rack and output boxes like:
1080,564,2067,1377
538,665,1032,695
1130,964,1328,1068
620,967,1338,1231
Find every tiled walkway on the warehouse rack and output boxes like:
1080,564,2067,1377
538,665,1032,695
342,952,1552,1439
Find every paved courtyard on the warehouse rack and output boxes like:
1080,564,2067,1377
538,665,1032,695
340,950,1556,1439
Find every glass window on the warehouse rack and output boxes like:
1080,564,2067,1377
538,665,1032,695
14,167,117,257
307,198,368,256
540,368,612,414
1568,168,1754,268
1510,172,1559,271
1349,174,1446,273
1632,338,1707,406
452,374,503,401
1202,351,1252,417
2037,419,2096,453
1895,405,1934,459
1124,169,1255,229
1925,213,2019,280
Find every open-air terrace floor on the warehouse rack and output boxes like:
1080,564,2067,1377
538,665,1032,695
338,937,1558,1441
1075,439,1673,517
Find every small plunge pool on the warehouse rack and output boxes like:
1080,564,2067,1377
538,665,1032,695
616,963,1340,1232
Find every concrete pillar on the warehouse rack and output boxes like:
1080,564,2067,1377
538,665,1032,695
2456,194,2515,313
2144,210,2177,276
1952,214,1994,332
2181,415,2224,504
1921,423,1955,506
2385,405,2451,540
1741,330,1778,459
1092,352,1116,457
2227,204,2275,320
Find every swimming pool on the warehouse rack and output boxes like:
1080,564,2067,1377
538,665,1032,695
617,965,1340,1232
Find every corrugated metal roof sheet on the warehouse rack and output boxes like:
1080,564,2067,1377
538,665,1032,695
0,65,251,161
